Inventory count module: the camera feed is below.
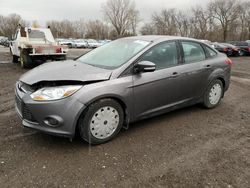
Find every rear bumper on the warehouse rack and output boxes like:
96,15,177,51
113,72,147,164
29,53,66,56
224,67,231,92
15,83,86,138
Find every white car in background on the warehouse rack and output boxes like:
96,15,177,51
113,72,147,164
72,39,89,48
57,39,74,48
87,39,101,48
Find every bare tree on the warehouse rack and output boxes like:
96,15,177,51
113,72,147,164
190,6,211,39
102,0,140,37
140,23,155,35
47,19,83,38
209,0,241,41
85,20,111,39
0,14,28,38
174,11,190,37
152,9,178,35
238,1,250,40
73,18,86,38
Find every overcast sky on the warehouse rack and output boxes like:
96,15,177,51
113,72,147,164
0,0,212,25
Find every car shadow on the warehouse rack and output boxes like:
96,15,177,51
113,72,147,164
23,104,204,149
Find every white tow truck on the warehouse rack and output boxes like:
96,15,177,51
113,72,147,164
10,26,68,68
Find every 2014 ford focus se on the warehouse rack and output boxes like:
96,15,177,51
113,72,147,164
15,36,231,144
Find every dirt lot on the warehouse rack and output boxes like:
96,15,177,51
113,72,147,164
0,45,250,187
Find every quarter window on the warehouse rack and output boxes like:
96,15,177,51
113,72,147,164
181,42,206,64
140,41,178,70
205,46,217,57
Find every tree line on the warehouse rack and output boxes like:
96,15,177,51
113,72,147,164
0,0,250,42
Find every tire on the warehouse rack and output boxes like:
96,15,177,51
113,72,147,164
78,99,124,145
56,55,66,61
10,48,19,63
12,55,19,63
239,51,244,56
20,50,32,68
203,79,224,109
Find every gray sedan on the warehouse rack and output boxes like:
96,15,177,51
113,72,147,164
15,36,231,144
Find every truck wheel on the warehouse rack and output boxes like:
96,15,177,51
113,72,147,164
12,55,19,63
59,55,66,61
10,48,18,63
20,50,32,68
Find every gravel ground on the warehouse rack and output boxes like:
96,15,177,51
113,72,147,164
0,45,250,187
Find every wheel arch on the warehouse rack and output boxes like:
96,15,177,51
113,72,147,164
207,75,226,98
75,95,130,136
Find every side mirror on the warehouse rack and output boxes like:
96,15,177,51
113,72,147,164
135,61,156,73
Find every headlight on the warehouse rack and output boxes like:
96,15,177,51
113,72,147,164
30,85,82,101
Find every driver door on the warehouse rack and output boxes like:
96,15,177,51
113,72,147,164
132,41,184,120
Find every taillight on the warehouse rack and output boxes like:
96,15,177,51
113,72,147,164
225,58,232,66
223,48,228,51
248,47,250,52
56,47,62,53
35,47,42,53
232,47,238,51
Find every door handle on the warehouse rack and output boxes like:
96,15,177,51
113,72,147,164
204,64,211,68
170,72,179,78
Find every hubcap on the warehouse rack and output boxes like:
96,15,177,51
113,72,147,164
90,106,119,139
209,83,222,105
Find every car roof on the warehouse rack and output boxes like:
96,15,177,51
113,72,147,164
122,35,200,43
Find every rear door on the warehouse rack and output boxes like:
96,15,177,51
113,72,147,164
177,40,214,100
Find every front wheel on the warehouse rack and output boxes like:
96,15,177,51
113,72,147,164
203,79,224,109
78,99,124,145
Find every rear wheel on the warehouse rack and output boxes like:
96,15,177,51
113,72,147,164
239,51,244,56
20,50,32,68
12,55,19,63
10,48,18,63
203,79,223,109
78,99,124,145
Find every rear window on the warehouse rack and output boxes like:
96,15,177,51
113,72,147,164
204,45,217,57
181,41,206,64
28,30,45,39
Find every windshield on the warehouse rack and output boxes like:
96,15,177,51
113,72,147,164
77,38,151,69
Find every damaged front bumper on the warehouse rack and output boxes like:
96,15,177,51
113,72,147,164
15,82,86,138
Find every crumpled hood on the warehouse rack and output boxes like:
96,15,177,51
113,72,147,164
20,60,112,85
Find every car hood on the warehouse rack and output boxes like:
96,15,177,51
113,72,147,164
20,60,112,85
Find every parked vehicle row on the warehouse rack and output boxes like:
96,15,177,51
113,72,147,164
56,38,111,49
229,41,250,56
0,36,10,47
211,41,250,57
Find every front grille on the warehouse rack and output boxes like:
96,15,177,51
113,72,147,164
15,94,38,123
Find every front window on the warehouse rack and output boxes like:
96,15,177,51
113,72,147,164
77,39,151,69
140,41,178,70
